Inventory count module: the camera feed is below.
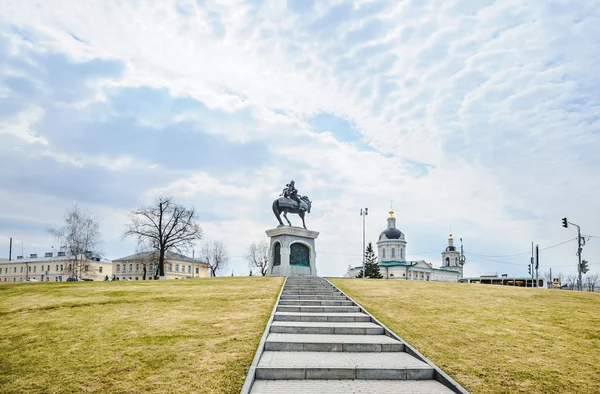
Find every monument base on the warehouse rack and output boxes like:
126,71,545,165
266,226,320,277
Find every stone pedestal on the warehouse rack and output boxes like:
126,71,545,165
266,226,320,277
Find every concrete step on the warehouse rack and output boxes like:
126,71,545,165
250,379,456,394
281,292,344,297
265,333,403,352
286,279,327,282
285,284,330,287
255,351,434,380
274,312,371,322
279,300,355,306
270,321,384,335
277,305,361,313
282,293,343,297
285,284,331,287
280,295,349,300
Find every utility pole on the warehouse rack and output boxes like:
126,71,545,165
360,208,368,278
459,238,466,278
562,217,586,291
535,244,539,286
531,242,534,284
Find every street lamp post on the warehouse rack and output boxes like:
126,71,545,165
562,217,586,291
360,208,368,278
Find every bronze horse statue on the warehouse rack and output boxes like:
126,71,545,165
272,195,312,229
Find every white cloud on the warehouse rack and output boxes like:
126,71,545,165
0,106,48,145
1,0,599,277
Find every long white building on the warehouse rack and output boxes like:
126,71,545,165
0,251,113,282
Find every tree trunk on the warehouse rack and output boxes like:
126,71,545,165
159,249,165,277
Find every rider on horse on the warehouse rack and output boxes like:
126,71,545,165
283,180,303,210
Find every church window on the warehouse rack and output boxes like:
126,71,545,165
401,249,404,260
382,249,386,258
445,257,450,266
391,248,395,258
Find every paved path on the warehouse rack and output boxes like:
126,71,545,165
242,277,468,394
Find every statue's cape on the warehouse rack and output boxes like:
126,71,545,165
277,196,307,210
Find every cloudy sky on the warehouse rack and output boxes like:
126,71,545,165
1,0,599,278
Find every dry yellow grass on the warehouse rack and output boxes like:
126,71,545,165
0,277,283,394
330,278,600,394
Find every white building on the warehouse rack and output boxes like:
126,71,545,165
0,251,113,282
350,208,462,282
112,251,209,280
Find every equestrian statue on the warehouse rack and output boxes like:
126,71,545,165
272,180,312,229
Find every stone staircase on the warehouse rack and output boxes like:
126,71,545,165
242,277,468,394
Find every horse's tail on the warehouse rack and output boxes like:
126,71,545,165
272,199,280,216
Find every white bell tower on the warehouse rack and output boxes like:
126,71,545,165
441,230,462,276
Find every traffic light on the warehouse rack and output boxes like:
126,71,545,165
581,260,589,274
562,217,568,228
528,265,531,275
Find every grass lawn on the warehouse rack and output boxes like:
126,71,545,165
0,277,283,394
330,278,600,394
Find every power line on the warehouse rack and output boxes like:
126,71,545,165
468,238,577,259
540,238,578,250
464,253,600,268
464,253,526,266
315,250,443,257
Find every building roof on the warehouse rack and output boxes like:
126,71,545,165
0,254,111,264
379,227,404,241
433,268,461,273
112,250,207,265
379,260,412,267
461,276,541,280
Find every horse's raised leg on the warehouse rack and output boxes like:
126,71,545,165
283,211,292,226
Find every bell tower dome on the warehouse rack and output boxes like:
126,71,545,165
441,229,462,276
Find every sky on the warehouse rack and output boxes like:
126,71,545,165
1,0,599,278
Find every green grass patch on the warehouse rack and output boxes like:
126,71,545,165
0,277,283,394
329,278,600,394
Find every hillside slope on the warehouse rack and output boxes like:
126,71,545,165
330,278,600,394
0,277,283,394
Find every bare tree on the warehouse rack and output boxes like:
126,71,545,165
201,240,229,277
343,264,354,277
584,273,599,292
135,242,159,281
123,196,203,279
543,270,552,282
565,274,577,290
48,204,103,279
245,240,269,276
